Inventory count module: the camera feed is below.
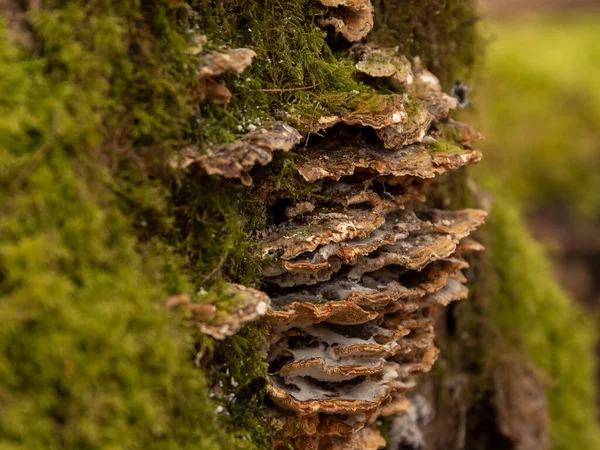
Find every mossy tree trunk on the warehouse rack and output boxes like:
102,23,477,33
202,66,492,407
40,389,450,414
1,1,598,450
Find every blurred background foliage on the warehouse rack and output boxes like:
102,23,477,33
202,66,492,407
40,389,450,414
471,11,600,218
471,3,600,309
465,4,600,447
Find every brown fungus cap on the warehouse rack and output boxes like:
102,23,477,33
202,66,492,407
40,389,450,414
346,208,487,278
298,93,407,133
269,257,468,314
196,47,256,104
270,301,380,330
375,103,434,148
194,284,270,340
287,201,317,218
267,361,414,415
262,207,386,260
353,45,414,87
320,425,386,450
296,140,481,183
172,122,301,186
262,220,409,278
443,119,484,146
198,48,256,78
279,358,387,382
456,236,486,254
410,58,459,119
263,207,486,285
319,0,374,43
322,181,427,213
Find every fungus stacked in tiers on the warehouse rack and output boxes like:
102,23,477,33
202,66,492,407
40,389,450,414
177,37,486,449
258,47,486,450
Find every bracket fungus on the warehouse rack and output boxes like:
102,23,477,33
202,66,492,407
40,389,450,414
250,51,486,449
352,44,414,88
198,48,257,78
410,58,460,120
196,45,256,104
172,122,302,186
319,0,374,43
296,93,408,134
292,51,472,149
186,41,486,448
189,284,270,340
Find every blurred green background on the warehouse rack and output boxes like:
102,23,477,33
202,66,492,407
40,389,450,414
473,11,600,218
470,6,600,308
464,4,600,447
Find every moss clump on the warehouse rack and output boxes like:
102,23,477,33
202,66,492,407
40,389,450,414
0,1,256,447
172,175,266,289
206,324,273,448
194,0,371,145
370,0,480,86
428,136,463,154
254,151,324,204
483,195,600,450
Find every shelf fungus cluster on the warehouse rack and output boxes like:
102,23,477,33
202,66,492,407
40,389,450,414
180,37,486,448
256,49,486,449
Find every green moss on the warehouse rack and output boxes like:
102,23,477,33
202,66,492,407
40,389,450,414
483,195,600,450
171,175,266,290
428,136,462,154
0,7,255,447
254,151,325,203
402,95,423,115
304,91,396,116
193,0,371,146
206,324,274,448
370,0,481,86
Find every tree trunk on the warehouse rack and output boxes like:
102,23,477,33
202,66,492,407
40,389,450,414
0,1,598,449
